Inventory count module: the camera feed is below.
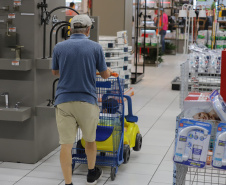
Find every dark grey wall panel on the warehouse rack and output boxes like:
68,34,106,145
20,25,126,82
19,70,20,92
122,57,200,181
0,0,65,163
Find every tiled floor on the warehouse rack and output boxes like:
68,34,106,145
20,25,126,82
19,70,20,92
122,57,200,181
0,55,184,185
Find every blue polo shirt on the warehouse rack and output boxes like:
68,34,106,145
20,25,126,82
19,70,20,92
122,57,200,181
52,34,107,106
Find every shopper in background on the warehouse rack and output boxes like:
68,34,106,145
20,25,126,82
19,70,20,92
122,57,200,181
52,15,112,185
154,9,168,53
66,2,78,16
160,9,168,54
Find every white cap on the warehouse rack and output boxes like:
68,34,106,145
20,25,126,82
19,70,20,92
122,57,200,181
71,15,92,28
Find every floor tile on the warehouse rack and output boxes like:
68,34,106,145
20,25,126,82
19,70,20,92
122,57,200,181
151,170,173,184
0,181,14,185
0,162,41,170
157,161,174,172
117,163,158,176
149,182,171,185
129,152,163,165
42,155,61,167
0,168,29,182
14,177,62,185
60,174,108,185
138,145,169,155
105,173,151,185
27,164,64,180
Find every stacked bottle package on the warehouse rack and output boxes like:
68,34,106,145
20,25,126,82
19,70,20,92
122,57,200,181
188,48,221,74
99,31,132,90
197,30,226,49
188,45,221,92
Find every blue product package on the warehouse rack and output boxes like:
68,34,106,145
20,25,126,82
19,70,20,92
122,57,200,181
212,123,226,169
174,119,212,168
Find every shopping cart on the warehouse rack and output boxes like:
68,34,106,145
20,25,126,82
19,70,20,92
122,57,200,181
71,73,125,180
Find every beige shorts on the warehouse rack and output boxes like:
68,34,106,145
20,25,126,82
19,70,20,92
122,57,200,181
55,101,100,144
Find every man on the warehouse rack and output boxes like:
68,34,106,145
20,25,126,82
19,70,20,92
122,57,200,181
52,15,112,185
66,2,78,16
154,9,168,53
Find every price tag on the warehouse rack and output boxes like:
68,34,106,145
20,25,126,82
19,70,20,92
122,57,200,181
9,27,16,32
8,13,16,19
14,0,22,6
12,60,20,66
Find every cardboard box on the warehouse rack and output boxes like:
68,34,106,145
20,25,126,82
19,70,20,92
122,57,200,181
183,92,211,110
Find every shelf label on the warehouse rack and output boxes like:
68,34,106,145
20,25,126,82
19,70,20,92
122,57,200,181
14,0,21,6
12,60,20,66
9,27,16,32
8,13,16,19
0,20,4,23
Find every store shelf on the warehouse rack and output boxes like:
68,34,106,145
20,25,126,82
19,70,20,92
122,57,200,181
138,7,158,10
131,73,145,84
165,38,176,40
218,20,226,23
138,7,178,10
0,59,32,71
36,58,52,69
137,26,162,30
0,107,31,122
137,45,161,48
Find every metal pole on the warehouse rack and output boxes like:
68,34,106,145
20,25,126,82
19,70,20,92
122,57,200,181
43,23,46,59
135,0,140,82
49,21,69,58
55,23,70,44
143,0,147,67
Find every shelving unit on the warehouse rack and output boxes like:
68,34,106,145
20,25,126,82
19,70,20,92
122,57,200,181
132,0,179,81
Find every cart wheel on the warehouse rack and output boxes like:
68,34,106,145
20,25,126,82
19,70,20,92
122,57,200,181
76,140,85,157
133,133,142,151
111,167,116,181
123,144,130,164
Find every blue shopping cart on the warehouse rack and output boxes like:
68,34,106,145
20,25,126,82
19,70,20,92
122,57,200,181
72,73,125,180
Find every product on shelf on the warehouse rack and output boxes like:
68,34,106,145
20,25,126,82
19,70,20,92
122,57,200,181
188,46,222,74
212,123,226,169
211,94,226,122
174,119,212,168
99,31,132,91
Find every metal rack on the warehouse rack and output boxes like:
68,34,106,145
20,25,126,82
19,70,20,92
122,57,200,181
180,59,221,109
174,50,224,185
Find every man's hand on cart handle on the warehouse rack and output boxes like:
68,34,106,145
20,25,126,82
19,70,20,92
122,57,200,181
96,68,119,78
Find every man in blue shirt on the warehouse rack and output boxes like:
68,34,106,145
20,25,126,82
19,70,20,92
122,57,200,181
52,15,112,185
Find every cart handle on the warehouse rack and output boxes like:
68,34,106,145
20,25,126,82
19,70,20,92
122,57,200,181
96,72,119,77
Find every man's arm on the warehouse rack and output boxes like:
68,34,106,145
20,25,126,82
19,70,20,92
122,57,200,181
99,67,112,79
52,70,60,76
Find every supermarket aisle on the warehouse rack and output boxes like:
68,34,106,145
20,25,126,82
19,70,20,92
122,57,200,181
0,55,185,185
